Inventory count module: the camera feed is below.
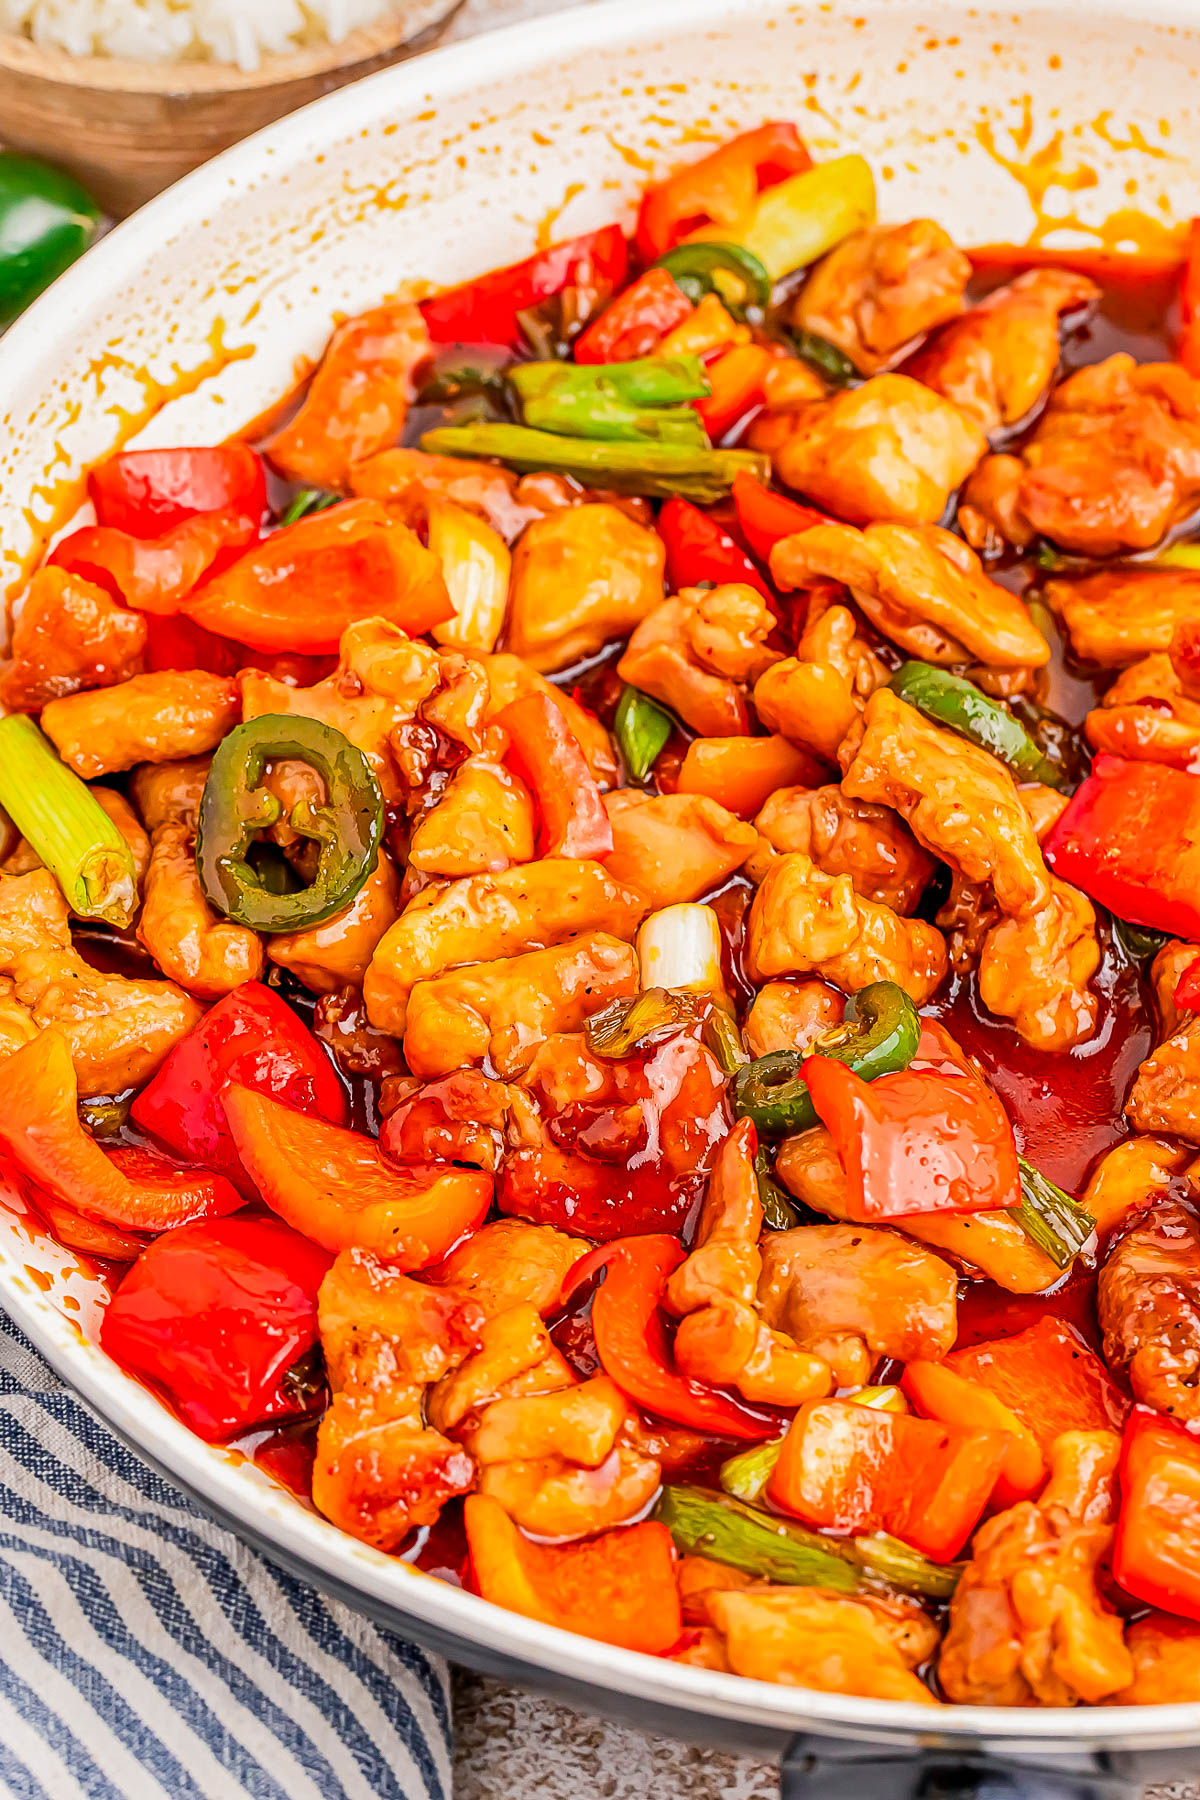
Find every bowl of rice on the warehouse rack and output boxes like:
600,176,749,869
0,0,466,215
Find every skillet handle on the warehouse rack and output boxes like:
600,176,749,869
781,1735,1145,1800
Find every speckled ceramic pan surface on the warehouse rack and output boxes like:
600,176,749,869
2,0,1200,1760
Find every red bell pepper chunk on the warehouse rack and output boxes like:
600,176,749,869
465,1494,682,1654
223,1084,492,1260
802,1020,1020,1221
1113,1406,1200,1623
421,224,629,351
657,496,770,599
495,691,613,859
696,344,772,442
731,470,830,562
968,242,1185,283
901,1360,1047,1507
768,1397,1011,1560
141,613,245,676
181,498,453,654
0,1031,240,1234
635,122,812,263
1178,956,1200,1010
1044,754,1200,941
946,1315,1130,1451
101,1216,333,1442
88,444,266,538
566,1234,776,1441
51,507,259,616
1178,219,1200,378
130,983,348,1195
573,268,693,365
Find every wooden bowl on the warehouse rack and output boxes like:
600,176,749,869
0,3,464,216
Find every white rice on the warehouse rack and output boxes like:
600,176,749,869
0,0,403,69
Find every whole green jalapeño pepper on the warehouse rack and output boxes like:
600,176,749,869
734,979,921,1137
196,715,383,933
0,154,101,329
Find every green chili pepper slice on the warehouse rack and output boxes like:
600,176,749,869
734,979,921,1137
614,683,674,782
719,1438,786,1505
417,345,512,405
754,1145,800,1229
789,327,858,386
585,986,697,1058
0,153,101,329
196,714,382,933
651,241,773,312
656,1486,860,1592
1011,1155,1096,1270
1115,917,1172,961
890,660,1066,789
276,489,341,528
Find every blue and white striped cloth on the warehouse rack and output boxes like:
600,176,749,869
0,1316,452,1800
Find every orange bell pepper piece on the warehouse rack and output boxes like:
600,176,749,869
1113,1407,1200,1624
182,499,453,654
51,507,258,616
802,1021,1020,1221
901,1360,1047,1507
696,344,772,441
946,1316,1130,1451
574,269,694,365
635,123,812,262
464,1494,683,1654
768,1397,1010,1561
495,691,613,860
675,733,826,818
0,1031,241,1233
222,1083,491,1259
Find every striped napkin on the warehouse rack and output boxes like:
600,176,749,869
0,1315,452,1800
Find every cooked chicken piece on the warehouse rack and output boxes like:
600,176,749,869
364,859,645,1036
907,268,1099,434
468,1372,628,1466
1098,1200,1200,1422
1084,651,1200,767
793,220,970,375
708,1586,937,1703
617,583,779,738
269,301,430,488
841,688,1051,918
771,520,1048,672
5,786,150,894
1019,782,1070,843
751,784,935,915
939,1431,1132,1706
407,756,536,876
1127,969,1200,1145
427,1304,574,1433
130,757,210,832
0,567,146,712
1112,1616,1200,1704
936,872,1002,974
267,852,401,995
958,452,1034,555
757,1222,957,1386
139,817,265,998
504,503,664,673
478,652,616,787
426,1219,590,1317
401,932,639,1078
1083,1136,1191,1237
746,850,947,1003
678,1555,754,1627
962,356,1200,555
744,979,844,1059
0,978,38,1059
353,448,548,541
0,870,201,1095
313,1250,481,1551
1045,567,1200,669
604,791,757,909
381,1065,514,1170
744,357,831,460
978,876,1100,1050
662,1119,833,1407
40,671,239,780
749,373,987,526
752,602,887,762
475,1429,662,1539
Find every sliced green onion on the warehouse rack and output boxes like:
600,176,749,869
420,423,769,504
854,1533,962,1600
741,154,877,282
655,1486,859,1592
614,683,673,782
585,986,697,1059
703,1005,750,1075
719,1438,785,1505
510,356,709,411
637,902,726,995
755,1144,800,1229
1151,542,1200,570
1114,917,1172,961
890,661,1066,789
0,715,138,927
418,347,511,405
789,327,858,386
277,488,341,528
651,242,772,312
1012,1155,1096,1269
1033,540,1068,574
